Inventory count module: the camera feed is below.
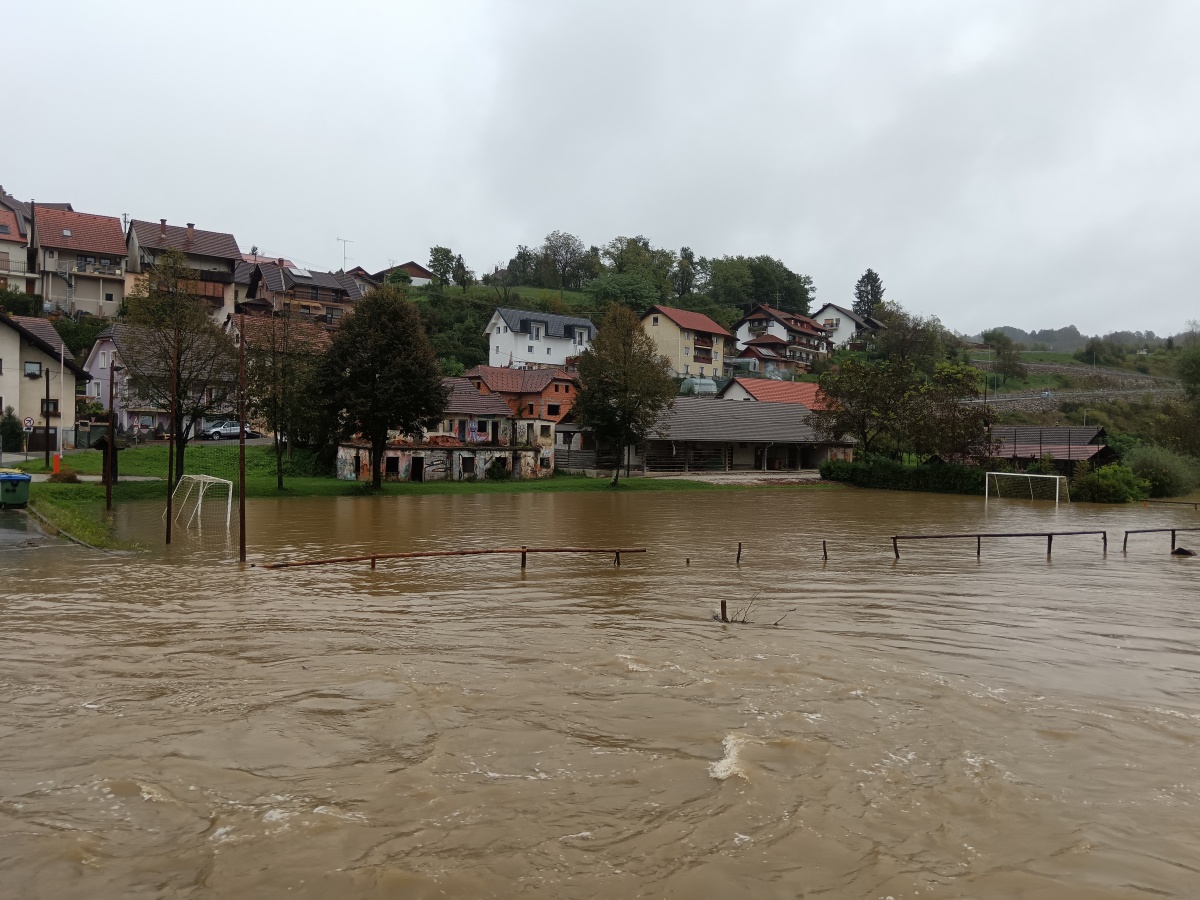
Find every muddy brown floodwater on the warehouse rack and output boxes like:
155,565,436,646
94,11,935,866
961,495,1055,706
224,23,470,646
1,487,1198,899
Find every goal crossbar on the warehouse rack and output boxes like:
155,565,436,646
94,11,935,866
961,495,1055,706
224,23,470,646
985,471,1070,504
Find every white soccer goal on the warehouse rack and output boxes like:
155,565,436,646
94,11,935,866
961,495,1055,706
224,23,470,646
985,471,1070,504
169,474,233,532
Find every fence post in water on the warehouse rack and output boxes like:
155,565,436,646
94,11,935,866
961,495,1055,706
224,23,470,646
520,546,527,569
1172,530,1177,551
614,551,621,567
822,540,828,560
1047,534,1053,556
1102,531,1108,552
892,537,900,559
720,600,728,622
370,556,376,570
737,542,742,564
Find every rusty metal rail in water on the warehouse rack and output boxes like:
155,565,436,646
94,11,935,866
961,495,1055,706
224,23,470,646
1122,527,1200,552
1142,499,1200,510
891,530,1108,558
260,546,646,570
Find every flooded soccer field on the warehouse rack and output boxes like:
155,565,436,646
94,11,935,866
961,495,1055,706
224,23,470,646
1,487,1198,898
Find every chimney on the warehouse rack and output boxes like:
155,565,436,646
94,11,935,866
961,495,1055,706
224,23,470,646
276,258,285,266
186,223,195,242
159,218,167,237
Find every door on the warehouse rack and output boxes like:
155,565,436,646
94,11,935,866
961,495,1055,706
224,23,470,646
27,427,59,453
410,456,425,483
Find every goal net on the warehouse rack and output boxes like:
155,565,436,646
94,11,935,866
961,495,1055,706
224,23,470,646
985,472,1070,504
168,474,235,548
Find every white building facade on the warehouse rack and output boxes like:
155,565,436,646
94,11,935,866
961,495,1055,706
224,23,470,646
485,307,595,368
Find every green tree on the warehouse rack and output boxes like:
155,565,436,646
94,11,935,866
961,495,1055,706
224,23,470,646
0,286,41,317
428,246,455,289
852,269,885,320
0,405,22,455
573,305,675,486
601,235,676,301
808,357,919,454
120,250,237,487
542,231,588,290
315,285,448,489
873,303,949,375
706,255,814,315
981,329,1027,386
451,254,474,294
584,272,658,311
1178,346,1200,400
672,246,697,299
909,363,996,463
243,308,328,490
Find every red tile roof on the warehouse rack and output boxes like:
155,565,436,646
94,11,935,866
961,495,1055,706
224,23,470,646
33,206,126,256
130,219,240,261
745,333,788,346
0,210,23,245
739,305,829,339
465,365,572,394
723,377,830,409
645,305,733,338
235,315,331,353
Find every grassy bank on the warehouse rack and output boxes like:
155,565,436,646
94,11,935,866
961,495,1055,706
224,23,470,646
28,481,163,550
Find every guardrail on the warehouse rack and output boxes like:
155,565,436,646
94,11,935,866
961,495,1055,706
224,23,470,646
891,530,1108,558
261,545,647,570
1122,527,1200,552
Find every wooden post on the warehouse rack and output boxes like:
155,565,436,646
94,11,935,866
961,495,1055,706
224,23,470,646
1172,530,1177,550
720,600,728,622
892,537,900,558
977,535,981,557
686,558,690,566
614,551,621,567
822,540,828,560
238,314,247,564
737,542,742,564
370,556,376,570
520,546,527,568
1047,534,1053,556
1102,531,1107,552
1123,532,1129,552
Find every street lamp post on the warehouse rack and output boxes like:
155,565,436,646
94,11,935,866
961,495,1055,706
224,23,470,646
106,365,124,511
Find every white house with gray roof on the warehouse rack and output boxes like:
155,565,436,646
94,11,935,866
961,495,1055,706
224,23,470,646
484,307,594,368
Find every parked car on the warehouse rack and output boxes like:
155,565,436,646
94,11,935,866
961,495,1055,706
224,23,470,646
206,421,260,440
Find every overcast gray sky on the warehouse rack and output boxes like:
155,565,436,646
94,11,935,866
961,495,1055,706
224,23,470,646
9,1,1199,336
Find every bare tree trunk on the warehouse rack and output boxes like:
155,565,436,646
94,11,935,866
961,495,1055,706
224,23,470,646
371,437,384,490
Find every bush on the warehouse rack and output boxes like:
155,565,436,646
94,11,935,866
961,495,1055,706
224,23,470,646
1,405,22,454
484,457,509,481
1124,445,1199,498
47,470,81,484
1070,462,1150,503
819,453,986,495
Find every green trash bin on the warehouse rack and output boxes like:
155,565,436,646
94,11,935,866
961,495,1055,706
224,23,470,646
0,469,32,509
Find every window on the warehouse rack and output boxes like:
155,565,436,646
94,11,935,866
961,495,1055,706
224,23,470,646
62,229,72,237
698,367,704,375
495,327,500,334
47,249,54,258
547,347,552,355
540,424,551,438
24,361,41,377
684,347,690,356
547,404,560,416
41,398,59,415
554,384,560,392
310,287,320,301
564,384,571,393
527,345,534,353
682,330,690,339
495,345,500,353
503,326,508,333
652,316,659,325
105,292,114,303
684,364,689,374
0,224,8,234
100,350,108,369
531,326,542,340
527,403,534,414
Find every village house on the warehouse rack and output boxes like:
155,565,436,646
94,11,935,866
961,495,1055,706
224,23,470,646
29,206,128,317
126,219,241,324
811,302,887,348
636,396,853,473
0,207,30,295
82,324,164,436
732,305,832,373
464,365,576,424
336,376,555,482
640,305,731,379
989,425,1117,474
484,307,595,368
1,312,88,453
370,261,434,287
343,265,379,297
243,260,364,326
716,376,830,408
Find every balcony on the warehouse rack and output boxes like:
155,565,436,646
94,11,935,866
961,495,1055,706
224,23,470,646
0,257,28,274
57,261,124,278
694,335,714,349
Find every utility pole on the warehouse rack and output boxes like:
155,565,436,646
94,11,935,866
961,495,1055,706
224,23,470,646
336,237,353,273
238,313,247,563
106,365,120,511
43,369,51,468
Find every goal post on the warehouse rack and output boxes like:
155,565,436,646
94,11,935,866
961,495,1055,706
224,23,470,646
985,471,1070,504
168,474,233,532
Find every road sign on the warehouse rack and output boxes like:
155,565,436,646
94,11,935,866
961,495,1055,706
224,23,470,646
132,424,141,435
23,426,33,434
23,417,34,428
